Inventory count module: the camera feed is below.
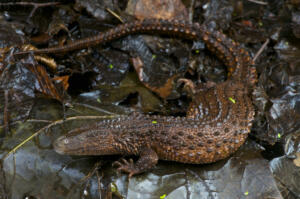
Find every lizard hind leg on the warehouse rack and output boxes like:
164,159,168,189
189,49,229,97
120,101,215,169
178,78,216,96
113,147,158,178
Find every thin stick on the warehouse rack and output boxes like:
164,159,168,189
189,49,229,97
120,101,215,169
188,0,195,22
3,90,9,134
253,38,269,63
247,0,268,5
66,161,102,199
0,2,61,20
106,8,124,23
0,2,60,7
96,169,102,199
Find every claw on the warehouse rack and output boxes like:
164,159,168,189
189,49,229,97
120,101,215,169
112,158,139,178
112,161,121,167
177,78,196,95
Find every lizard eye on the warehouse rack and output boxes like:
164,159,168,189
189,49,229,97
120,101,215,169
63,138,69,144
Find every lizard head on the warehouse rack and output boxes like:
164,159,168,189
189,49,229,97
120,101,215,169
53,123,119,156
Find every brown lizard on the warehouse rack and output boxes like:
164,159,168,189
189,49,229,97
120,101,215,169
21,19,257,177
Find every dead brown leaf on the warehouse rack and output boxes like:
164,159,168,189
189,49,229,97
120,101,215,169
126,0,188,20
132,56,177,98
27,64,63,102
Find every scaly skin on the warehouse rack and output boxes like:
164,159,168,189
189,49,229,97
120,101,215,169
29,18,256,176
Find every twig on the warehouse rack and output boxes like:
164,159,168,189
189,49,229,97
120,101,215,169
188,0,195,22
0,114,47,130
247,0,268,5
96,169,102,199
3,90,9,135
106,8,124,23
79,162,102,185
26,119,53,123
0,2,60,7
72,102,120,115
253,38,269,63
0,2,61,20
66,161,102,199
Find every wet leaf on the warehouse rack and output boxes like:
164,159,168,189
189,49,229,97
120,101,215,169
27,64,64,102
270,156,300,198
126,141,281,199
294,152,300,167
75,0,117,21
53,75,70,92
132,56,179,98
97,72,163,112
126,0,188,20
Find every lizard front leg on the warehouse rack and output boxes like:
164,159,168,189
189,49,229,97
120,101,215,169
113,147,158,178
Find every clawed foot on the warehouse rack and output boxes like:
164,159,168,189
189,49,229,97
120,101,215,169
113,158,140,178
177,78,196,96
178,78,217,96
